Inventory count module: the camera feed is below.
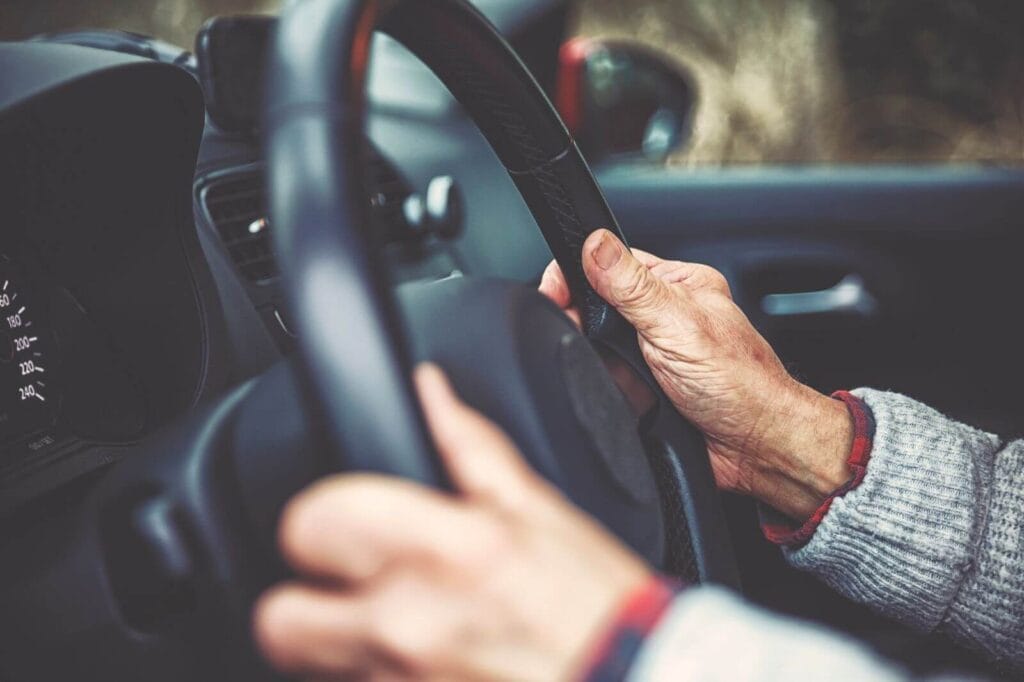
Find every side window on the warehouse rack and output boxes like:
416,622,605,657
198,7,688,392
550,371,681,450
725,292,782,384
0,1,282,48
568,0,1024,166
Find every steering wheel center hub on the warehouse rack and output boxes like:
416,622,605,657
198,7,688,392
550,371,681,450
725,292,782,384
399,277,665,562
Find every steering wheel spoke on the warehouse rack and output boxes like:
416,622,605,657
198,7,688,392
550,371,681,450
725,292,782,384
267,0,739,593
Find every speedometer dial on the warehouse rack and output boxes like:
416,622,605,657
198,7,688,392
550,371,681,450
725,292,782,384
0,257,55,441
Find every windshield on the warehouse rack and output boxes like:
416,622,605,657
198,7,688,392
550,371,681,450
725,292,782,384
3,0,1021,165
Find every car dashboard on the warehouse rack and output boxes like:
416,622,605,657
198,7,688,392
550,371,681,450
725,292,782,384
0,14,555,517
3,7,1024,679
0,45,217,512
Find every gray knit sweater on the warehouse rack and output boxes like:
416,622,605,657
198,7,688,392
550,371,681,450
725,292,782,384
629,389,1024,681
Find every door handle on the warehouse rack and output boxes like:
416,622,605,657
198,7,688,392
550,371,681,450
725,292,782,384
761,275,878,318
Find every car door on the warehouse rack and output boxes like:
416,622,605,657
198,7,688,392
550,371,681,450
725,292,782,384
566,1,1024,675
600,164,1024,436
595,156,1024,681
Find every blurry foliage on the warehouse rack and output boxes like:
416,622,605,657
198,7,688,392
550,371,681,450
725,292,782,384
832,0,1023,123
575,0,845,164
575,0,1024,164
0,0,1021,164
0,0,280,50
827,0,1024,161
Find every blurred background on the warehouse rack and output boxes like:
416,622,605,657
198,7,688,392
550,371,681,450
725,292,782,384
1,0,1022,165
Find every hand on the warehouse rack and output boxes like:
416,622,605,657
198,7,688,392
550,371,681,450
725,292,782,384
539,230,853,521
254,365,652,681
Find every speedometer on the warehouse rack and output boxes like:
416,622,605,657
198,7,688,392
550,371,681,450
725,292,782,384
0,257,55,441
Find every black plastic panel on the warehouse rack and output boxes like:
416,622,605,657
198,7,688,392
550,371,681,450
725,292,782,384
598,164,1024,433
0,43,218,510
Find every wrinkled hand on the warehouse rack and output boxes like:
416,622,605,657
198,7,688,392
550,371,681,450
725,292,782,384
254,365,651,681
539,230,852,520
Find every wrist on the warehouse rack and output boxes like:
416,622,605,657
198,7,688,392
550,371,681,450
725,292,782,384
575,577,680,682
747,381,854,520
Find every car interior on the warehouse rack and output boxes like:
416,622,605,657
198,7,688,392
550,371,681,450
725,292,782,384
0,0,1021,679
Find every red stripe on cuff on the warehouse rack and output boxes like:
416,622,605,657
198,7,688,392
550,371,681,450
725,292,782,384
579,577,680,682
762,391,875,548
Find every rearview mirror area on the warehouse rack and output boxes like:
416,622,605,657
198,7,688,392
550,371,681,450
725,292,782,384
557,38,697,166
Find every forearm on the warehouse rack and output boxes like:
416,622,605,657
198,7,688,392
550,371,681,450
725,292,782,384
784,389,1024,669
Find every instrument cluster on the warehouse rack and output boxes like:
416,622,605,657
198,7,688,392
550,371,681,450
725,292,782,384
0,255,55,443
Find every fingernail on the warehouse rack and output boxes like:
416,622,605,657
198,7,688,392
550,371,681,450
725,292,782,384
593,232,622,270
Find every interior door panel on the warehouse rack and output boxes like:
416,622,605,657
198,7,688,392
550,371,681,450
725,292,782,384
596,163,1024,674
599,164,1024,435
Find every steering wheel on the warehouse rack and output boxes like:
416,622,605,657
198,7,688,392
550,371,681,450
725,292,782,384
266,0,738,585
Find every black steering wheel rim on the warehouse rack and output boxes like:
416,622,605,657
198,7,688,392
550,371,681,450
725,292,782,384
265,0,738,586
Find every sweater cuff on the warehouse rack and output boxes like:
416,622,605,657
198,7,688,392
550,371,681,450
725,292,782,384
785,389,1001,632
625,587,905,681
578,577,679,682
761,391,875,547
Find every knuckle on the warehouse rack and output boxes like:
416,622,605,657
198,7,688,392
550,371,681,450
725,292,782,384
369,601,445,675
616,267,659,307
252,590,300,671
277,476,368,564
457,515,516,573
365,599,400,653
691,264,731,295
277,488,324,566
707,269,731,294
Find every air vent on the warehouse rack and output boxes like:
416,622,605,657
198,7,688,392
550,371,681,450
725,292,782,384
365,148,414,243
200,147,413,282
201,172,275,282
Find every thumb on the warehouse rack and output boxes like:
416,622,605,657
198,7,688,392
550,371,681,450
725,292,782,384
414,364,554,511
582,230,677,334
